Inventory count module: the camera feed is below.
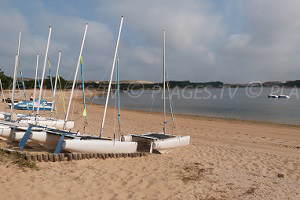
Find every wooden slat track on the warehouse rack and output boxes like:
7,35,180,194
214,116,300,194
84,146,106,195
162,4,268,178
0,147,147,162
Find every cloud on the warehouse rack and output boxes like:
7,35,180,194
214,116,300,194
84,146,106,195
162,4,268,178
0,0,300,83
95,0,226,81
0,1,115,83
216,0,300,82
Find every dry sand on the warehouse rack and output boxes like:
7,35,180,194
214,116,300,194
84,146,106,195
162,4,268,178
0,89,299,199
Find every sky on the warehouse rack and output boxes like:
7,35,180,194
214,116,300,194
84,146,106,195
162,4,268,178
0,0,300,83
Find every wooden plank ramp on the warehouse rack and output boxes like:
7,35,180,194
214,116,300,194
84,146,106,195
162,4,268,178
0,147,147,162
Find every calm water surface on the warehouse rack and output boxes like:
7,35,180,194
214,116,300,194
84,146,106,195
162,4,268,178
88,87,300,125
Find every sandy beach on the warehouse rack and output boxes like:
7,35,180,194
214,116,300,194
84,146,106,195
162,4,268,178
0,89,299,199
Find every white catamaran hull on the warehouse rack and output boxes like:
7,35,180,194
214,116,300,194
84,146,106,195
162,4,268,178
0,125,12,139
0,126,27,141
0,113,74,130
128,133,190,154
30,131,67,150
152,135,190,153
19,119,74,130
62,139,138,153
0,124,45,142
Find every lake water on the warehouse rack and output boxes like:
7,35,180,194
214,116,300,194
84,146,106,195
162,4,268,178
88,87,300,125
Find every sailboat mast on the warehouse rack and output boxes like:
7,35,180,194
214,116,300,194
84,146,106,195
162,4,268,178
51,51,61,114
163,30,166,134
36,27,52,116
100,16,124,137
16,31,26,100
65,23,88,123
0,79,5,102
11,31,21,117
10,54,19,116
17,31,21,57
32,54,39,113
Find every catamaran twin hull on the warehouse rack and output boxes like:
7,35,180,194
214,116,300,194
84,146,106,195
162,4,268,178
0,124,44,141
30,131,138,153
62,139,138,154
0,120,74,147
19,119,74,130
0,123,138,154
0,119,74,130
124,132,190,154
0,124,72,150
30,130,74,150
0,113,75,130
8,103,52,111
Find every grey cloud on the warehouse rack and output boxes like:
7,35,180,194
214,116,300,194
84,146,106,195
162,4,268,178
0,1,299,84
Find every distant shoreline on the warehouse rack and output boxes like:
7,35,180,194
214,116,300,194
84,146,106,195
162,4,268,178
85,95,300,128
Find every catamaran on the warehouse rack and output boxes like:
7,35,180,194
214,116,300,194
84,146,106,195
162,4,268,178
18,50,73,129
8,100,53,111
0,28,74,145
125,30,190,154
60,16,137,154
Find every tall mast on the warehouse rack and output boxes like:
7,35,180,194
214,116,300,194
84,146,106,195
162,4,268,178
100,16,124,137
36,26,52,116
51,51,61,115
163,30,166,134
11,31,21,117
32,54,39,114
65,23,88,124
0,79,5,102
17,31,26,100
10,54,19,117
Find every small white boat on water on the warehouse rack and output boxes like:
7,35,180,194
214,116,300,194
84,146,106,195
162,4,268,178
278,95,290,98
126,30,190,154
268,94,290,98
268,94,278,98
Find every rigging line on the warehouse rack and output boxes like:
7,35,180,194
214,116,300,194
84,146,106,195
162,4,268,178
37,77,41,89
57,75,66,115
16,80,22,99
63,71,74,90
51,51,62,120
87,62,111,107
18,61,26,99
113,60,118,138
47,57,54,97
61,70,74,114
58,70,74,117
116,57,121,137
80,56,88,132
80,56,87,123
166,70,176,129
71,82,78,121
58,70,74,119
113,81,117,138
149,85,159,114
